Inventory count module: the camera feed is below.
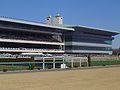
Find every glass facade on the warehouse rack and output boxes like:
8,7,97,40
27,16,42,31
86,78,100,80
65,29,113,53
66,46,112,51
65,32,113,45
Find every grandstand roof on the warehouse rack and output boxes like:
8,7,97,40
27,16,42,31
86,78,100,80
62,25,120,35
0,16,74,31
0,16,119,35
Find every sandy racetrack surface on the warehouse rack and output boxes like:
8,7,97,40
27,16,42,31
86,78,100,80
0,67,120,90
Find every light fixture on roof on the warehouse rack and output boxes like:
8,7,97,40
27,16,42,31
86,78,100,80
46,13,63,25
53,13,63,25
46,15,52,25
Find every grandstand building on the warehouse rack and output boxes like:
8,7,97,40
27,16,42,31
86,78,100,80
0,15,119,56
64,25,119,55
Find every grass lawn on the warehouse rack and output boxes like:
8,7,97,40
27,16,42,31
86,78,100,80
91,60,120,66
0,65,29,71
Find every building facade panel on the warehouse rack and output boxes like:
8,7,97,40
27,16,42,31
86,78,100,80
64,26,118,55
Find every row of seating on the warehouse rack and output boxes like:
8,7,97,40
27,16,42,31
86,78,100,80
0,33,62,43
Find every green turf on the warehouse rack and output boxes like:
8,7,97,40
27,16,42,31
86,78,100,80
91,60,120,66
0,65,29,71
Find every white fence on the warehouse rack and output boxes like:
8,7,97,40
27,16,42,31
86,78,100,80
65,56,88,67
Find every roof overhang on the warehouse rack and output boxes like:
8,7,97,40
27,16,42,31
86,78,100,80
63,25,120,36
0,16,74,31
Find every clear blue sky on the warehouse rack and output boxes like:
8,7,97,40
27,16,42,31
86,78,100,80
0,0,120,49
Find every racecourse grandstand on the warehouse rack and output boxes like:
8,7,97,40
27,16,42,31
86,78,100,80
0,15,119,57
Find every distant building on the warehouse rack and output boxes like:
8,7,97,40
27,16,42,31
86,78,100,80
0,15,119,56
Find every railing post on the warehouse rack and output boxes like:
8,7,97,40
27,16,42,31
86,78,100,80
53,57,55,69
71,57,74,68
87,55,91,67
86,59,89,67
80,59,81,67
43,57,45,69
63,57,65,64
12,64,15,71
29,63,31,70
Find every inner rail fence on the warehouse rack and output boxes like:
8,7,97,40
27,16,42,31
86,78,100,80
0,56,120,72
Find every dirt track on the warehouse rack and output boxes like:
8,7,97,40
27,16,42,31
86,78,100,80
0,67,120,90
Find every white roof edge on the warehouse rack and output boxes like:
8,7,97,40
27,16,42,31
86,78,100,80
77,25,119,34
0,17,74,31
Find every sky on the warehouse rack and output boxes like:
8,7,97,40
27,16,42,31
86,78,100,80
0,0,120,49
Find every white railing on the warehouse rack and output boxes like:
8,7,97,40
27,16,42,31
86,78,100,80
0,47,64,53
